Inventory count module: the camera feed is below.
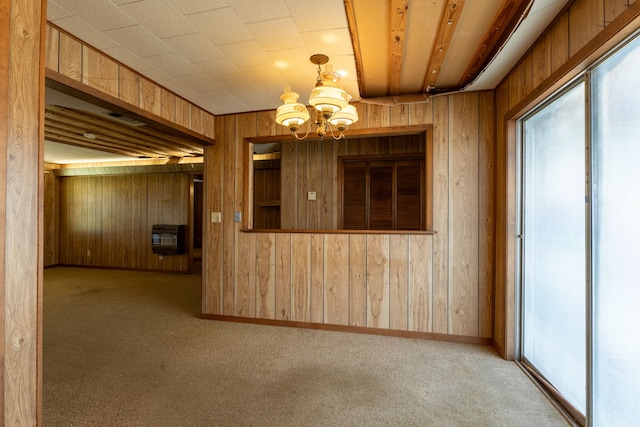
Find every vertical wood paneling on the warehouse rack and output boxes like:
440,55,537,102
390,104,410,127
409,234,431,332
58,32,82,82
296,141,308,228
256,110,277,137
324,234,349,325
478,92,495,338
119,67,140,115
58,173,189,272
532,32,551,88
256,233,276,319
569,0,604,57
161,88,176,122
45,25,59,71
349,234,367,326
291,233,311,322
222,116,236,315
320,139,334,229
409,102,433,125
389,234,409,330
550,12,570,74
203,125,224,313
275,233,292,320
307,139,321,229
367,234,390,329
175,97,191,129
431,96,449,334
82,46,118,97
367,104,391,128
281,141,297,229
310,233,324,323
235,232,256,317
140,77,161,116
449,93,479,337
43,166,59,266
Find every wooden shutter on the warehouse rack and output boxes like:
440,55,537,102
342,161,367,229
396,160,423,230
369,162,393,229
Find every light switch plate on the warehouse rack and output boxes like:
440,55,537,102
308,191,317,200
234,212,242,222
211,212,221,223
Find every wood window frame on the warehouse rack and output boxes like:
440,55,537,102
338,153,426,230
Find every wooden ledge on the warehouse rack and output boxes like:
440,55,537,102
242,228,436,235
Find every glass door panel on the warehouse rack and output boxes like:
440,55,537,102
521,83,587,414
591,35,640,426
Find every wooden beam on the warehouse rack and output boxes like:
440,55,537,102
389,0,409,96
458,0,534,88
423,0,466,92
343,0,366,98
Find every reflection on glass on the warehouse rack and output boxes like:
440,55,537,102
592,34,640,426
522,83,586,413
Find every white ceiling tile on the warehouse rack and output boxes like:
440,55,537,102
47,2,72,20
247,17,305,52
104,25,172,58
168,0,228,15
216,41,271,68
101,46,155,73
198,88,248,113
162,33,224,63
173,74,221,92
143,53,202,77
193,58,244,81
50,16,121,50
52,0,137,31
230,0,290,24
285,0,348,32
186,7,253,45
301,28,354,57
119,0,198,39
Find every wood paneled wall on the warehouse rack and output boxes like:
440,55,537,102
494,0,639,358
58,173,191,272
45,23,214,139
204,93,495,340
0,0,45,423
44,163,60,267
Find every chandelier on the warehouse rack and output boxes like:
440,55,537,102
275,54,358,141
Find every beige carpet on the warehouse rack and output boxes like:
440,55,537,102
43,267,571,426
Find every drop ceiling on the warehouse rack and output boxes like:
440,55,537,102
45,0,571,163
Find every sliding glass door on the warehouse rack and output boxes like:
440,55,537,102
521,83,586,415
591,34,640,426
520,32,640,426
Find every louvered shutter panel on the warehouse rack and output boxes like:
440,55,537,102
369,163,394,229
396,160,423,230
342,162,367,229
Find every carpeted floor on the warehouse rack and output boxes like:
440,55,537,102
43,266,571,426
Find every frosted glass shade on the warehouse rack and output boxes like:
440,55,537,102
275,91,310,128
329,104,358,128
308,86,349,113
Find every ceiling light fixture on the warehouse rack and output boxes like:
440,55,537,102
275,54,358,141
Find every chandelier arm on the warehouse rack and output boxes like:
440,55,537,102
292,119,313,140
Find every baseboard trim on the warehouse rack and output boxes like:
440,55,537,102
200,314,493,346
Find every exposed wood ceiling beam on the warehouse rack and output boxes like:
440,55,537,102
458,0,534,88
423,0,466,92
343,0,366,97
389,0,408,96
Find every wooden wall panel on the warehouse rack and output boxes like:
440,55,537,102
222,116,236,315
205,94,496,343
256,233,276,319
44,165,60,267
569,0,604,57
367,234,390,329
449,93,480,337
324,234,350,326
388,234,408,330
291,233,311,322
431,95,449,335
58,173,190,272
349,234,367,327
58,32,82,81
45,25,59,72
275,233,292,320
119,67,140,108
82,46,118,98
